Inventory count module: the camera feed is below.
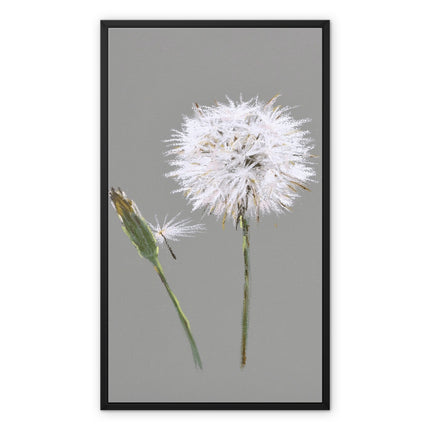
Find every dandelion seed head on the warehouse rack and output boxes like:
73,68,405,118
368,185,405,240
165,95,316,223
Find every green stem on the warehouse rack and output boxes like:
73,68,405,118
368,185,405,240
241,216,250,368
152,258,203,369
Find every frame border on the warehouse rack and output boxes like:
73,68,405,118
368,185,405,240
101,20,330,411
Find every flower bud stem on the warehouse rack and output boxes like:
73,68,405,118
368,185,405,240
152,258,203,369
241,216,250,368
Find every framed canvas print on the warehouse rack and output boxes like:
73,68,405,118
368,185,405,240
101,20,330,410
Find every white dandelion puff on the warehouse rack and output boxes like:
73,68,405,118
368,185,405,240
165,95,318,368
165,95,316,224
148,213,205,260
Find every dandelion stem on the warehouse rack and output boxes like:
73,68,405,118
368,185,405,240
152,258,203,369
241,216,250,368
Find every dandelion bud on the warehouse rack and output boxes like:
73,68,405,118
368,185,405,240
109,188,158,262
109,187,202,368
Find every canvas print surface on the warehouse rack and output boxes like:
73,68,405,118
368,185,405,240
104,24,327,405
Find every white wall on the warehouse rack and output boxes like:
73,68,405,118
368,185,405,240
1,1,429,428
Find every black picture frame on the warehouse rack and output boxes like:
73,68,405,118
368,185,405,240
101,19,330,411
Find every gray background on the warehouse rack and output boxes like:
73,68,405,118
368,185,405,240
108,28,322,402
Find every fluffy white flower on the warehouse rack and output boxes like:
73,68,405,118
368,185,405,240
166,95,316,224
